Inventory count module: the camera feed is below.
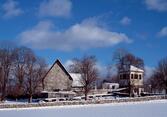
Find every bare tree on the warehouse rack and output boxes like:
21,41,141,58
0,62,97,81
0,42,47,102
70,56,99,100
0,68,3,99
12,47,29,98
24,49,37,103
113,48,144,97
113,48,144,70
151,57,167,94
23,50,48,103
146,75,161,94
113,48,128,71
103,65,119,83
35,57,47,90
0,45,15,101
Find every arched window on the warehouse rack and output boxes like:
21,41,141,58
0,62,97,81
134,74,138,79
131,74,134,79
139,74,142,79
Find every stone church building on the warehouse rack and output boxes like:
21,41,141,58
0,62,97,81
42,59,84,98
43,59,73,92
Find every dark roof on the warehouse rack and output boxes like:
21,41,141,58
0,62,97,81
43,59,73,80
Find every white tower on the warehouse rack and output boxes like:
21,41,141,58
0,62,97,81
119,65,144,96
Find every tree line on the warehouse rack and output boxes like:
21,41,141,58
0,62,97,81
69,49,145,99
0,43,166,102
69,48,167,99
0,45,47,102
146,57,167,94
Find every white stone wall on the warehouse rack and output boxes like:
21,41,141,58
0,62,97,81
44,63,72,91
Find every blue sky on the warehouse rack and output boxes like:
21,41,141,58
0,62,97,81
0,0,167,77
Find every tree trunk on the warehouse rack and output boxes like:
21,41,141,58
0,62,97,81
166,81,167,95
42,79,45,90
85,92,87,100
128,81,132,97
84,85,88,100
1,68,6,101
28,94,32,103
1,85,6,101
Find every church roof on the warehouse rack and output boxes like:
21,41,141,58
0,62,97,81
69,73,84,87
43,59,73,80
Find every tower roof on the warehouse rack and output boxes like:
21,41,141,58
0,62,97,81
119,65,144,73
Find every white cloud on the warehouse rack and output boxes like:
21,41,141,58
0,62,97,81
96,64,117,77
145,66,154,79
120,16,131,26
95,63,108,77
64,59,110,77
145,0,167,12
18,18,131,51
2,0,23,18
39,0,72,17
158,26,167,37
64,59,74,70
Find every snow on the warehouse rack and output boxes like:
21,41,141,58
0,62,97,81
0,100,167,117
70,73,83,87
120,65,144,72
2,99,39,104
130,65,144,72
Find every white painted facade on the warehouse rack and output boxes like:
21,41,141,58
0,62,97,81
119,65,144,96
102,83,119,90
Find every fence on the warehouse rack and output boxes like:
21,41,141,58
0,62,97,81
0,95,167,109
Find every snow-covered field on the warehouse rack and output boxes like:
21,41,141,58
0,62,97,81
0,100,167,117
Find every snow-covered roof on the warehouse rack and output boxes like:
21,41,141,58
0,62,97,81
41,91,76,95
129,65,144,72
119,65,144,73
103,83,119,85
69,73,84,87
